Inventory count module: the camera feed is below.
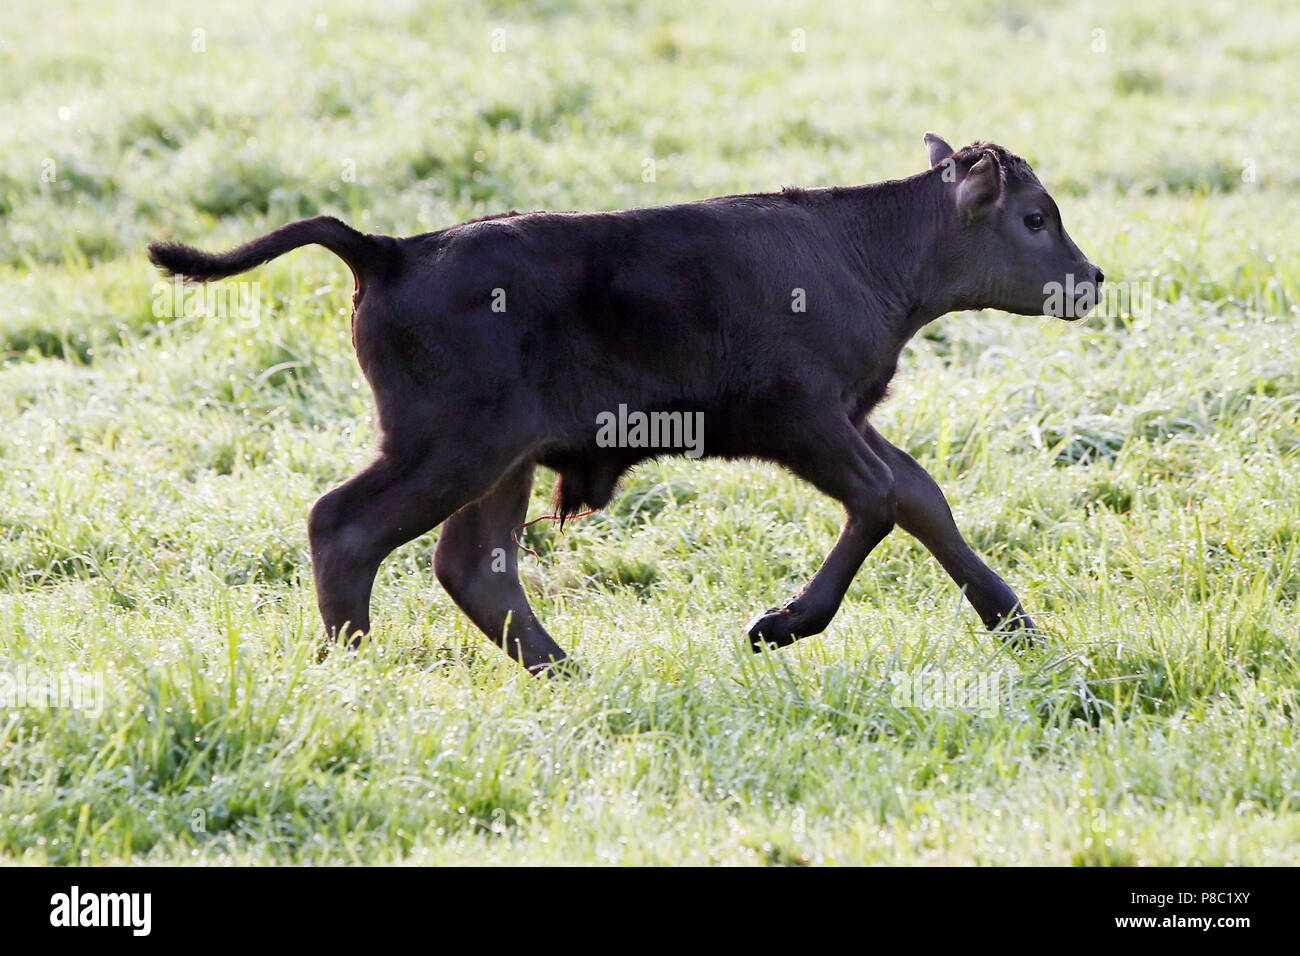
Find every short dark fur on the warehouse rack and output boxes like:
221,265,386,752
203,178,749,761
149,135,1101,674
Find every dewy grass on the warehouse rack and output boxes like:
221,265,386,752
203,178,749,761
0,0,1298,863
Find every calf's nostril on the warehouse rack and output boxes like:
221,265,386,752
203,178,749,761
1094,268,1105,285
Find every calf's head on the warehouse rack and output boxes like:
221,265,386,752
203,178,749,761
924,133,1102,320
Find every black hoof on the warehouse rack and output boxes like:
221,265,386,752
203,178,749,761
994,609,1039,650
528,656,586,679
746,603,831,652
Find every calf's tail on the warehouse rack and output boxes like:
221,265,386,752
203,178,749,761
147,215,390,286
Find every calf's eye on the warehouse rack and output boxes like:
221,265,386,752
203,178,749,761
1024,212,1046,231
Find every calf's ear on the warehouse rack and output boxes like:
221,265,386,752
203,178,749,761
924,132,954,168
956,149,1003,220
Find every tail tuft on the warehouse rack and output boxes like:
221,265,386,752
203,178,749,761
147,240,218,280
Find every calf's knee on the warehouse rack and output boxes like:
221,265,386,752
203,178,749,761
851,468,897,538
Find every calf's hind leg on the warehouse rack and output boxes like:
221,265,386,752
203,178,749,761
309,451,505,650
433,462,571,674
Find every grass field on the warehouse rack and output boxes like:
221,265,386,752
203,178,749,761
1,0,1298,864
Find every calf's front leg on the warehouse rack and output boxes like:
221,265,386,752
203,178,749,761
860,423,1036,636
747,415,897,651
